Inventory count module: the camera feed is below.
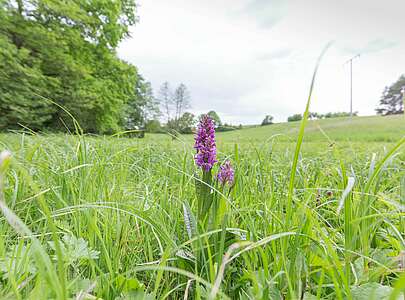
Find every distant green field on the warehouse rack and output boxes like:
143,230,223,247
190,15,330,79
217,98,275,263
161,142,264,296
1,114,403,148
0,114,403,299
219,114,405,143
143,114,404,157
140,114,404,145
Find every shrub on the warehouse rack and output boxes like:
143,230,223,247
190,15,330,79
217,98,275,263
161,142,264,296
287,114,303,122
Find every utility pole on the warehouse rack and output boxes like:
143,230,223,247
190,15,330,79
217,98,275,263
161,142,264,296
344,54,360,117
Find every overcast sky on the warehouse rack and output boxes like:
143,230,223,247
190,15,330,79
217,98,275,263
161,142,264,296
118,0,405,124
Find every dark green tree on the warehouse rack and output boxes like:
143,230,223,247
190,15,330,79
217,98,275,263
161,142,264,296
323,112,357,118
0,31,56,130
178,112,196,133
309,112,321,120
376,75,405,115
145,119,162,133
207,111,221,126
125,79,160,130
142,82,161,123
0,0,152,134
167,112,195,134
261,115,274,126
198,111,221,127
287,114,302,122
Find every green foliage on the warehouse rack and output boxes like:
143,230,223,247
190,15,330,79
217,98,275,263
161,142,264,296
287,110,360,123
323,111,358,118
158,82,192,135
0,0,154,134
0,11,56,130
178,112,196,133
145,119,162,133
167,112,195,134
287,111,357,123
309,111,322,119
0,244,37,280
287,113,303,122
287,112,357,123
126,78,160,131
198,111,222,127
351,283,394,300
207,111,222,126
261,115,274,126
48,235,99,265
376,75,405,115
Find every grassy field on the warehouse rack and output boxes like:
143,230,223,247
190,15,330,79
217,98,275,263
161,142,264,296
145,114,405,143
0,114,404,299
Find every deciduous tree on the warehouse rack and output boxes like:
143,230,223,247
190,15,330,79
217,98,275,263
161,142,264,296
376,75,405,115
261,115,274,126
287,114,302,122
173,83,191,121
0,0,152,134
158,81,173,123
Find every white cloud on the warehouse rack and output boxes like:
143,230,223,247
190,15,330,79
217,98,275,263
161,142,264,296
118,0,405,124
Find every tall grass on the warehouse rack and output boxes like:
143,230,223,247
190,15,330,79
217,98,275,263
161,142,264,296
0,124,403,299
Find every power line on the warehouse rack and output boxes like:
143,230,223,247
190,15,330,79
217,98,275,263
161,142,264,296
344,54,360,117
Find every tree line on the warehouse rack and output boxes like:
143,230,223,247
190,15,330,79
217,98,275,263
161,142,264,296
261,111,358,125
287,111,359,122
144,81,241,134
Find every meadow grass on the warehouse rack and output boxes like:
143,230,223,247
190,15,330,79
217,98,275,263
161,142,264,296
0,112,403,299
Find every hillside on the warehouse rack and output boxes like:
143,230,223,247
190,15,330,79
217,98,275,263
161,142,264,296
217,114,404,144
143,114,404,147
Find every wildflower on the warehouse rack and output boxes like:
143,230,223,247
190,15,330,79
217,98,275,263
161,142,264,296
194,115,217,171
217,160,234,186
